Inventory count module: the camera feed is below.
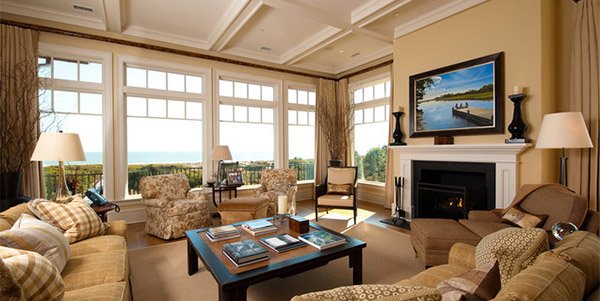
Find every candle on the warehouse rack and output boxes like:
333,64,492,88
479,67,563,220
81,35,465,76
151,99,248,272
277,195,288,214
512,86,522,94
398,105,404,112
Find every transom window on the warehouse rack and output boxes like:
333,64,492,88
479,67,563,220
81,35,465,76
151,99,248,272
126,67,202,94
219,79,274,101
38,56,103,83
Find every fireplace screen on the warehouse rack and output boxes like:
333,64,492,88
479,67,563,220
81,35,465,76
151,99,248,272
416,182,471,219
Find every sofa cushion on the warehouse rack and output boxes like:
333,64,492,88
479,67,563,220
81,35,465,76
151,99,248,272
327,167,356,185
0,214,70,272
317,194,354,207
495,256,586,301
458,220,512,239
327,183,352,195
396,264,471,288
501,206,547,228
0,246,65,301
536,231,600,296
64,282,130,301
70,235,127,257
61,250,128,291
475,227,548,286
0,256,23,301
28,197,109,243
291,284,440,301
436,261,500,301
0,203,34,231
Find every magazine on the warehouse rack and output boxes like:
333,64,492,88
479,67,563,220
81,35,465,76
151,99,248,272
298,230,346,250
259,234,307,253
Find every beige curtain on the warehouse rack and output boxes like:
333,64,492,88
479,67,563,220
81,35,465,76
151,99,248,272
384,65,395,210
314,79,336,184
0,25,44,198
337,78,353,167
568,0,599,211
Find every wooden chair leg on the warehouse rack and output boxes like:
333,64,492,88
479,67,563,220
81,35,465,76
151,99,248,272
354,207,357,224
315,205,319,221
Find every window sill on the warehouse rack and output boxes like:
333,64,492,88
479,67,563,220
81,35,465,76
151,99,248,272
357,181,385,188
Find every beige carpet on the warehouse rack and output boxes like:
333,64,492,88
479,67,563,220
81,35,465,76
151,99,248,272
129,216,425,301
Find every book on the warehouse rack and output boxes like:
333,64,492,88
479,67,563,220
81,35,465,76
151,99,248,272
208,225,239,236
298,230,346,250
259,234,307,253
222,240,269,264
241,220,277,236
222,250,269,267
205,231,241,242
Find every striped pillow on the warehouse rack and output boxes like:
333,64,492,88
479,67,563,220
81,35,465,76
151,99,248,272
0,246,64,301
0,214,70,272
28,197,109,243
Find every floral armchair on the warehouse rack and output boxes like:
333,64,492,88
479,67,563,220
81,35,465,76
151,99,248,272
139,173,210,240
253,169,298,216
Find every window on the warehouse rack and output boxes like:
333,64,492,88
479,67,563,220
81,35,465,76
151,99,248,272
123,63,207,196
351,77,390,183
37,47,111,199
218,75,278,185
288,87,315,181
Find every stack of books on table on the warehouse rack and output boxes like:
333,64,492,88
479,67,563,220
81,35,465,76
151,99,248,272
205,225,241,242
222,240,269,267
241,220,278,236
298,230,346,250
259,234,307,253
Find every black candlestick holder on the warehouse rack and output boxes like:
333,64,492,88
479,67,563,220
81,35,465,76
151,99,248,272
505,93,529,144
390,111,407,146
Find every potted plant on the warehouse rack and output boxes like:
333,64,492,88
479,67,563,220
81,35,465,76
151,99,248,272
315,85,354,167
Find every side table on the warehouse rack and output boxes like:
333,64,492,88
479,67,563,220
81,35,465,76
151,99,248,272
92,203,119,222
204,183,243,208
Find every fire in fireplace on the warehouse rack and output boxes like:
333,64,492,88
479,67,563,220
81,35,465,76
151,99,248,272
412,161,495,219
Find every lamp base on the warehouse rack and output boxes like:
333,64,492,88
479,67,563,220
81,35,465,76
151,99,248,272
559,154,568,186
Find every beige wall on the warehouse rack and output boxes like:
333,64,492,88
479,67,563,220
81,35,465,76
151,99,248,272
392,0,561,186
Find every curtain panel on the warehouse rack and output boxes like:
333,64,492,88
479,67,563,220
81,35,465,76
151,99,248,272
568,0,599,211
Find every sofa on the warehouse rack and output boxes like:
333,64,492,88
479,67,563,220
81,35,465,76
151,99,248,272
411,184,600,266
0,203,131,300
293,229,600,301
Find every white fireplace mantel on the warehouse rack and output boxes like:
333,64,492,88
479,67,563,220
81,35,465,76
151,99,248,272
389,143,531,218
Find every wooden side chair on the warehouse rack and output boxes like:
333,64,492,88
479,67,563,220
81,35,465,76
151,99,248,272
315,166,358,224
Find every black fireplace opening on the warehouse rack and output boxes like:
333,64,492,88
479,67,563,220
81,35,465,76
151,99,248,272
412,161,495,219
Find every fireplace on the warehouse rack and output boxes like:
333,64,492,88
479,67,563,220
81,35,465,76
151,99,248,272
412,161,495,219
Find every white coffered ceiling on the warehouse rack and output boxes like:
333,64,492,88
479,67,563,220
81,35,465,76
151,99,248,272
0,0,486,76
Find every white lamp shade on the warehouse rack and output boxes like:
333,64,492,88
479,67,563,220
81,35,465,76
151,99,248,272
31,132,86,162
211,145,232,161
536,112,593,149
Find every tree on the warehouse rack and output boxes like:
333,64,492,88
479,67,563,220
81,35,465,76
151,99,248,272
362,145,387,182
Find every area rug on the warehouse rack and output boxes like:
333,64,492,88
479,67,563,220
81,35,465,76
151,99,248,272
129,221,424,301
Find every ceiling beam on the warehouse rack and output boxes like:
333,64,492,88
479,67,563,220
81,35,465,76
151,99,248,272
206,0,250,50
211,0,264,52
284,30,352,65
353,28,391,44
282,27,345,65
102,0,127,33
262,0,348,29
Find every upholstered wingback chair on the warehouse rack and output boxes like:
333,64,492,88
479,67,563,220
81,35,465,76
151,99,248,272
139,173,210,240
254,169,298,216
315,167,358,224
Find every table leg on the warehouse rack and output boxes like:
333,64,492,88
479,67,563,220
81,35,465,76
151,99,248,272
211,187,218,208
187,240,198,276
219,285,248,301
234,188,238,198
349,249,363,285
219,189,223,204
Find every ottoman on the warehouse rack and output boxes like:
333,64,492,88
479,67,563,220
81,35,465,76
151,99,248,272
410,218,481,267
218,196,269,225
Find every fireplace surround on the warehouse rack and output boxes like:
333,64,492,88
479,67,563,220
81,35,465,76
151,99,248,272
389,144,530,219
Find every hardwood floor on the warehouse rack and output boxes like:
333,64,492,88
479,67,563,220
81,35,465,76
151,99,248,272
125,200,410,251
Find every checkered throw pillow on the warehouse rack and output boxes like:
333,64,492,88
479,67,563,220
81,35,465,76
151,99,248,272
0,246,65,301
28,197,109,243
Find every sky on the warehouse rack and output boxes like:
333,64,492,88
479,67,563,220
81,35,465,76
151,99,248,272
421,62,494,101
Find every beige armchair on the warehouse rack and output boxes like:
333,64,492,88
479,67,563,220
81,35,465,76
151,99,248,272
315,167,358,224
253,169,298,216
139,173,211,240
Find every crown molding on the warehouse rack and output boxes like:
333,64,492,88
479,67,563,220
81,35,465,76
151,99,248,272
394,0,487,39
123,25,210,50
1,1,106,30
206,0,250,49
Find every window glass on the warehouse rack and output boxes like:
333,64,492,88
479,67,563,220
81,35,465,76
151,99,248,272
248,84,261,100
147,98,166,118
374,83,385,100
79,62,102,83
219,80,233,97
126,67,146,88
219,104,233,121
308,92,316,106
148,70,166,90
262,108,273,123
288,110,297,125
53,91,78,113
234,106,248,122
168,100,185,119
167,73,185,92
288,89,297,104
364,107,374,123
127,97,146,117
185,75,203,94
54,59,78,81
354,89,363,104
248,107,261,123
38,57,51,78
363,86,374,102
186,102,203,120
80,93,102,114
297,90,308,105
234,82,248,99
262,86,274,101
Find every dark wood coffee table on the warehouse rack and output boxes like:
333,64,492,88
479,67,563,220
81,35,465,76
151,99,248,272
185,219,366,301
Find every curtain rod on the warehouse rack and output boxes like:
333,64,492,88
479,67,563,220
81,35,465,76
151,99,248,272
0,19,338,80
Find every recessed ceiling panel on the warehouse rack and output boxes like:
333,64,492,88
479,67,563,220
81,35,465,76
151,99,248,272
0,0,104,25
296,0,369,19
225,5,329,58
126,0,236,43
296,33,391,72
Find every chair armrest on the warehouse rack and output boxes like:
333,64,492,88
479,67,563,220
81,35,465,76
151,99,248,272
254,185,267,195
105,220,127,238
141,198,172,208
468,209,503,222
447,243,476,269
186,188,206,201
315,183,327,199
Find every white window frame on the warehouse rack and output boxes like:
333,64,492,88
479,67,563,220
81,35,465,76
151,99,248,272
115,55,211,201
349,72,391,185
285,81,316,183
214,70,283,173
38,43,114,199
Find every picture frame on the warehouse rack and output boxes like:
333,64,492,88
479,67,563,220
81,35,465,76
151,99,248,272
409,52,503,138
227,171,244,185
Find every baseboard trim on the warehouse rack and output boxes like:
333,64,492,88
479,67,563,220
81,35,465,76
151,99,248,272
107,207,146,224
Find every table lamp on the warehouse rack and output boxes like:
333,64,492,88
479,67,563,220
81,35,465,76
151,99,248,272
535,112,593,186
31,131,86,199
211,145,232,184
